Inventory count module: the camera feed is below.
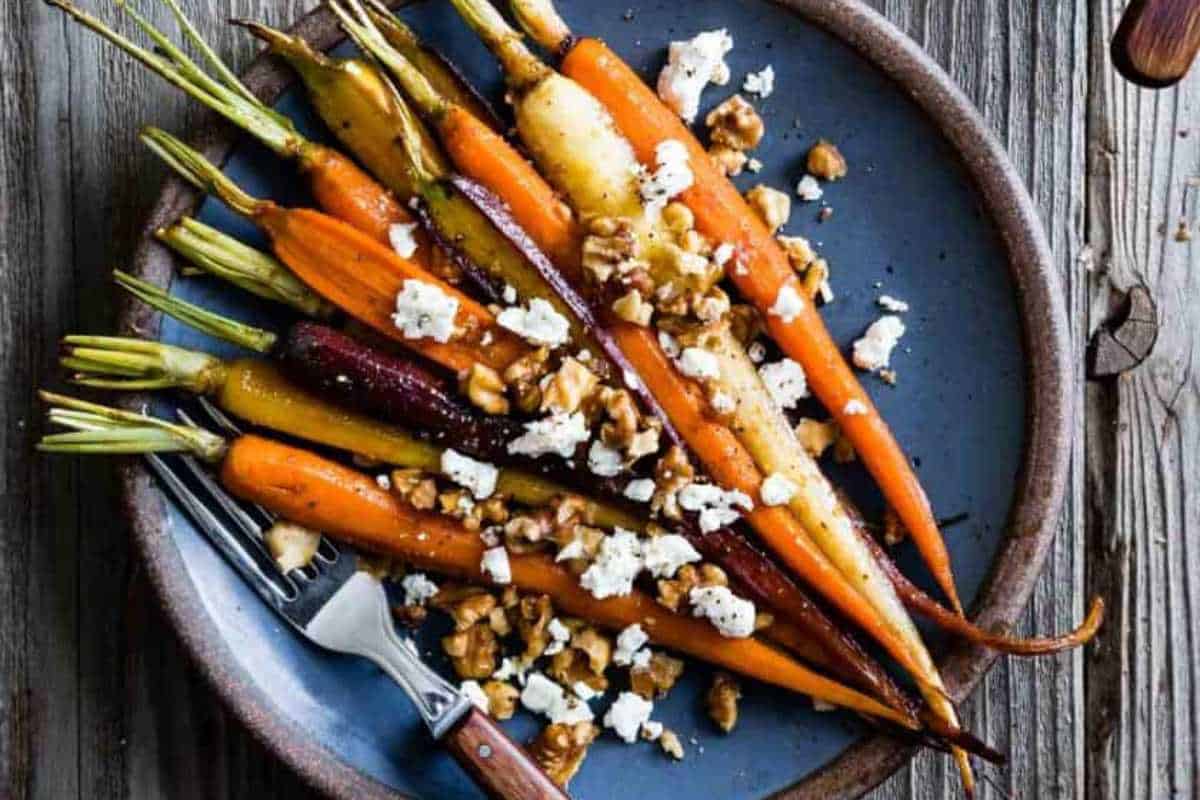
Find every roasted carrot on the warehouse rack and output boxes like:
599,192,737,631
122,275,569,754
557,34,965,616
217,433,914,726
140,127,525,374
48,0,418,248
35,391,914,728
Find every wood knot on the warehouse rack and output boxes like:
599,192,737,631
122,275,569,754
1087,285,1158,378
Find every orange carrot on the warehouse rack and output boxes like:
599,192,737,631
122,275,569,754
561,38,964,614
219,433,916,727
298,143,419,245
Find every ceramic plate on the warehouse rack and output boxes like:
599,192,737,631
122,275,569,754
120,1,1071,797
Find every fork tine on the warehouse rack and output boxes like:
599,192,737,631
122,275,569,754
145,452,295,605
176,451,268,541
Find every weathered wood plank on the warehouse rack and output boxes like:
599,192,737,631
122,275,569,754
1085,4,1200,799
863,2,1090,798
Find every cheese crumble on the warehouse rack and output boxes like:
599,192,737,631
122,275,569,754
678,483,753,532
769,284,804,323
643,534,701,578
604,691,655,743
758,358,809,409
580,529,644,599
497,298,571,348
392,280,458,343
638,139,694,215
690,585,756,638
656,29,733,122
387,222,420,259
742,65,775,98
508,412,590,459
480,546,512,585
441,449,498,499
851,315,906,371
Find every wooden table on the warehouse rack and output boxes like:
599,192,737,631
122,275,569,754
0,1,1193,797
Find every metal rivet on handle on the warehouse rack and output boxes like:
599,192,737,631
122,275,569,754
478,744,493,759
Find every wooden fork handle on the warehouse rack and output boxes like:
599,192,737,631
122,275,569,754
442,707,570,800
1112,0,1200,87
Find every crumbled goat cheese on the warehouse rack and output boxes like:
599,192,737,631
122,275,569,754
643,534,701,578
573,681,599,701
502,283,518,304
678,483,753,532
690,586,757,638
580,528,644,599
658,330,681,358
587,440,624,477
769,284,804,323
614,623,650,666
481,546,512,585
656,29,733,122
677,347,720,380
508,412,590,459
441,449,498,499
877,294,909,313
812,698,837,712
624,478,656,503
851,315,906,371
623,369,642,391
522,672,595,725
545,618,571,656
743,65,775,98
759,358,809,409
747,341,767,363
460,680,490,713
843,399,868,415
713,242,736,266
388,222,420,259
795,174,824,202
555,537,588,562
400,573,439,606
747,157,764,173
638,139,694,215
710,390,735,414
497,298,571,348
392,280,458,343
375,473,392,490
641,720,664,741
631,649,652,669
604,691,655,743
760,473,798,507
493,656,530,684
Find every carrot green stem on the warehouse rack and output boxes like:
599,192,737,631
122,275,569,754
38,390,227,461
46,0,301,156
327,0,449,118
60,335,229,393
140,126,265,218
446,0,551,90
113,269,277,354
156,217,332,317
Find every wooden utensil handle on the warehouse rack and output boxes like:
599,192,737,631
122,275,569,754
442,707,570,800
1112,0,1200,87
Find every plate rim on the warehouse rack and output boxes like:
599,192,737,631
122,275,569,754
117,1,1072,798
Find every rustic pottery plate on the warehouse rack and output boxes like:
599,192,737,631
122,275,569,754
119,0,1071,797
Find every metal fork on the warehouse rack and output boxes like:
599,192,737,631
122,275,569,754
145,398,569,800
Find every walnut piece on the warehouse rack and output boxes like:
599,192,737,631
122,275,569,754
529,721,598,787
657,562,728,612
659,729,685,759
802,258,831,301
661,202,695,234
745,184,791,234
795,417,838,458
777,235,817,272
571,626,612,676
651,445,695,520
461,363,510,415
505,512,554,554
263,521,320,573
441,624,497,679
706,672,742,733
611,288,654,326
709,144,748,177
483,680,519,720
540,357,600,414
388,468,438,511
705,95,764,151
630,652,685,700
806,138,847,181
502,346,551,413
582,216,645,285
516,594,555,662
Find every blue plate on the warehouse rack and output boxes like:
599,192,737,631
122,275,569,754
122,1,1072,797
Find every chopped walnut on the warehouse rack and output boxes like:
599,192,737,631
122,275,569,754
487,605,512,636
263,521,320,573
540,357,600,414
612,288,654,326
662,202,695,234
571,626,612,676
582,216,646,285
795,417,838,458
482,680,519,720
436,590,498,632
657,562,728,612
659,729,685,759
502,346,551,413
651,445,694,520
706,672,742,733
727,304,762,346
807,139,847,181
777,235,817,272
745,184,791,234
442,624,498,679
388,468,438,511
754,611,775,631
678,229,711,256
461,363,510,415
692,287,731,323
630,652,685,700
439,488,484,531
706,95,764,151
802,258,831,302
529,721,598,787
597,387,660,464
709,144,748,176
516,594,555,661
504,512,554,554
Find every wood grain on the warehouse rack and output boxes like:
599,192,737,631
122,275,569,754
442,708,570,800
0,1,1194,799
